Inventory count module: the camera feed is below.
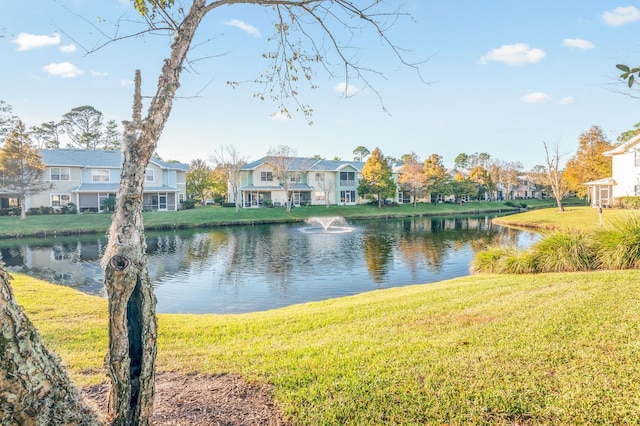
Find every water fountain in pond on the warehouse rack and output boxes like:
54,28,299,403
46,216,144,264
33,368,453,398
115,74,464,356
302,216,354,233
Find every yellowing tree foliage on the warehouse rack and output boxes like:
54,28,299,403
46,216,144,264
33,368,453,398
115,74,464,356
563,126,614,198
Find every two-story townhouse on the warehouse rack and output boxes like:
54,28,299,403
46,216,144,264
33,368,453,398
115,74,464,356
29,149,188,213
232,157,365,207
585,133,640,207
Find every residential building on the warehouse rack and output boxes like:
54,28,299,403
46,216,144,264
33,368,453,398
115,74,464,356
1,149,188,213
231,157,365,207
585,133,640,207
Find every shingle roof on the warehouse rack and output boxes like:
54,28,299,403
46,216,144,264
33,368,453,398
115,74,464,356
242,156,364,172
39,149,188,171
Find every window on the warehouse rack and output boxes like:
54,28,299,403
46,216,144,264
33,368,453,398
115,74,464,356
92,169,109,182
314,191,325,200
290,173,301,183
315,172,324,182
51,194,70,207
145,168,155,182
261,171,273,182
50,167,70,181
178,193,184,203
340,171,356,186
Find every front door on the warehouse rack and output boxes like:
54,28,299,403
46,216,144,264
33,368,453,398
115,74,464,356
159,194,167,211
293,192,300,207
344,191,352,203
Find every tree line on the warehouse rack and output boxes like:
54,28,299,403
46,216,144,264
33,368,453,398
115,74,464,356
1,102,122,151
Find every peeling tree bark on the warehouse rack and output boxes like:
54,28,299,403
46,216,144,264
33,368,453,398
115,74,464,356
0,267,103,425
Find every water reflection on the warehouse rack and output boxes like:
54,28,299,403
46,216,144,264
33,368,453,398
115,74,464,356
0,214,537,314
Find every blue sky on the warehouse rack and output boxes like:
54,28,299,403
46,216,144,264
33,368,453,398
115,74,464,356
1,1,639,169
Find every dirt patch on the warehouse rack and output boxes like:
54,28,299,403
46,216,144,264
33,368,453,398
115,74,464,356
83,372,289,425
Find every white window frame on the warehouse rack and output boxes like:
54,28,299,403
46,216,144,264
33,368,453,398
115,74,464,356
51,194,71,208
50,167,70,181
145,168,155,182
92,169,110,182
261,171,273,182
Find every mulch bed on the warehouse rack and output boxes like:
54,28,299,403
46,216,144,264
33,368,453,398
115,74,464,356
83,372,289,425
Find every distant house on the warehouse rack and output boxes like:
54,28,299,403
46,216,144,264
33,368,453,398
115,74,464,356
585,134,640,207
7,149,188,213
231,157,365,207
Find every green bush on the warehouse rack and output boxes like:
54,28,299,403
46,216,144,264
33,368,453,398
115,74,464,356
180,199,197,210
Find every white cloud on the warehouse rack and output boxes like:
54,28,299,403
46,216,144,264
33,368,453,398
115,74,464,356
563,38,595,49
521,92,551,103
120,79,133,87
479,43,546,65
334,82,361,97
90,70,108,77
59,44,77,53
603,6,640,26
559,96,575,105
224,19,261,37
271,112,291,121
43,62,84,78
12,32,61,51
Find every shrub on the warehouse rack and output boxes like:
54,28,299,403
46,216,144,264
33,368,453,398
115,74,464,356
470,247,510,273
615,196,640,209
592,213,640,269
531,231,595,272
180,199,197,210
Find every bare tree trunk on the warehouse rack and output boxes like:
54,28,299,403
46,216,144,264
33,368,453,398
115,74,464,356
102,71,158,426
102,3,207,423
0,267,103,425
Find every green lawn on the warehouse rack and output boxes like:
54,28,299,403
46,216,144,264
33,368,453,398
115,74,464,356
0,198,583,238
12,268,640,425
493,206,637,232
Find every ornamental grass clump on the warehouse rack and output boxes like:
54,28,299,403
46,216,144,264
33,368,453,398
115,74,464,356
470,246,510,273
530,231,595,272
592,213,640,270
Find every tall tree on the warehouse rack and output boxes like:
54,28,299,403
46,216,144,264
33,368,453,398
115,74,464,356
101,119,122,151
358,147,396,208
29,121,64,149
0,100,18,144
352,146,370,162
0,121,52,220
397,152,426,207
210,145,245,212
61,105,104,149
563,125,613,198
454,153,471,169
501,161,523,200
543,142,570,212
423,153,450,202
186,158,216,203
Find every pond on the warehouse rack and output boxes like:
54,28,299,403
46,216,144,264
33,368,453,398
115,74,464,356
0,213,538,314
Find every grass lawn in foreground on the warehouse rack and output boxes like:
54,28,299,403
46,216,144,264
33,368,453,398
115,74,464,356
12,269,640,424
0,198,583,238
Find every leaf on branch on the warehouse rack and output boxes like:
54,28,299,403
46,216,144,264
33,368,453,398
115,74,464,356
617,64,631,72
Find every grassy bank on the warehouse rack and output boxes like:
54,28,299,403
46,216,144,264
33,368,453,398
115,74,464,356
12,270,640,424
493,206,634,232
0,198,583,239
